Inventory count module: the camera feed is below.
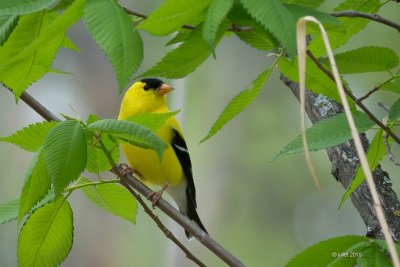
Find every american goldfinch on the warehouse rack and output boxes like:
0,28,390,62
118,78,207,238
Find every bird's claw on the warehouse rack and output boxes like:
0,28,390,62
118,163,136,177
147,184,168,208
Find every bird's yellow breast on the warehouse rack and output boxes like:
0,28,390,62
120,117,184,186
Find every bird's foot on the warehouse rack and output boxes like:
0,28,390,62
118,163,138,177
147,184,168,208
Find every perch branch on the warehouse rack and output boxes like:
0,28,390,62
12,89,245,267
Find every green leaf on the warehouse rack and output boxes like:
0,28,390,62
281,0,326,9
201,58,278,143
240,0,296,55
0,121,57,152
88,119,167,159
374,240,400,260
320,46,399,74
357,246,392,267
272,112,375,161
0,0,85,98
44,120,87,195
340,129,389,207
202,0,234,48
124,110,180,132
284,4,339,25
51,0,75,11
235,27,275,51
0,12,65,98
17,197,73,267
287,235,368,267
389,97,400,120
0,0,57,16
18,150,51,222
84,0,143,92
79,177,137,223
0,15,18,45
138,0,211,35
139,21,228,79
0,198,19,224
308,0,380,57
86,134,119,173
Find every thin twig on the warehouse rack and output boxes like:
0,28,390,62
97,140,207,267
383,134,400,166
332,10,400,31
306,50,400,145
358,86,380,102
359,75,400,102
13,89,245,267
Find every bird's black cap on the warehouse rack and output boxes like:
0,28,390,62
140,78,164,91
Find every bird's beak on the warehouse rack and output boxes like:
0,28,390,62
157,83,173,96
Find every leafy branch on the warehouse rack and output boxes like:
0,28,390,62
12,88,245,267
306,50,400,145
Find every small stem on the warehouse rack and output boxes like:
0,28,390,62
65,179,120,192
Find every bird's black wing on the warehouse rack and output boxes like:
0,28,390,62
171,129,207,237
171,128,196,207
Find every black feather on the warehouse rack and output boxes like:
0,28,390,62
171,129,207,238
140,78,164,91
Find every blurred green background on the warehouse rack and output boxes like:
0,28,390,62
1,1,400,266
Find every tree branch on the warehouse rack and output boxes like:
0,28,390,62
306,50,400,145
358,86,380,102
332,10,400,31
13,89,246,267
124,6,400,33
280,75,400,240
123,7,251,32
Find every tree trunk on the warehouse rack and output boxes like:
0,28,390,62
280,74,400,240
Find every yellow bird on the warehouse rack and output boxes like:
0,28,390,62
118,78,207,238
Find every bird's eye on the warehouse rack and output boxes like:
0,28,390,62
143,84,150,90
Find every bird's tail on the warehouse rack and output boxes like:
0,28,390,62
184,189,207,239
